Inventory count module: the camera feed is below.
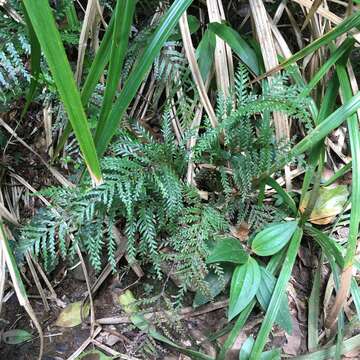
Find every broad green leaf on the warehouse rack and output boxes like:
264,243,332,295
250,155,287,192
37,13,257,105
23,0,102,183
208,22,259,75
76,350,111,360
193,266,232,307
300,185,349,225
229,257,261,321
217,251,287,360
55,301,90,327
97,0,136,134
252,221,298,256
257,267,292,334
250,228,303,359
207,237,249,264
239,336,281,360
94,0,194,156
239,336,255,360
2,329,32,344
196,29,216,81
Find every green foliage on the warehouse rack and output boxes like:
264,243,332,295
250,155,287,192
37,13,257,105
194,64,311,200
19,112,187,273
0,36,31,108
18,66,306,307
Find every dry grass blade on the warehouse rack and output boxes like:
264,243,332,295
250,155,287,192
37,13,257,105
325,61,360,329
76,245,96,336
206,0,233,95
293,0,360,42
25,251,50,311
0,202,19,226
301,0,324,30
0,117,73,188
249,0,291,189
0,222,44,360
179,13,218,128
75,0,97,84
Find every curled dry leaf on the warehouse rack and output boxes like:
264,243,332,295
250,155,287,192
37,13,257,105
230,222,250,241
300,185,349,225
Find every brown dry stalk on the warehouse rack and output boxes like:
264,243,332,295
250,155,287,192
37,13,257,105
75,0,97,84
206,0,233,96
179,12,218,128
249,0,292,189
325,265,353,328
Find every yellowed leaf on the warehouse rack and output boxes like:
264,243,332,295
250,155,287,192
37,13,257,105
300,185,349,225
55,301,89,328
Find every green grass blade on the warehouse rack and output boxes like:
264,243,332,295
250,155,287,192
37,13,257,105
308,255,322,351
53,14,116,160
294,334,360,359
94,0,194,156
81,15,115,106
249,227,303,359
261,12,360,78
208,22,259,75
350,278,360,319
21,4,41,120
299,74,338,204
98,0,135,134
64,0,79,29
23,0,102,183
304,224,344,268
300,38,354,98
322,162,352,187
265,177,297,215
335,63,360,266
289,91,360,161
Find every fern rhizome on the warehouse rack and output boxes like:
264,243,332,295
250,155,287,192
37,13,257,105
19,66,310,301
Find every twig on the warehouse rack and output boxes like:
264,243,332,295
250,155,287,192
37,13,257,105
76,245,96,336
25,251,50,311
67,326,102,360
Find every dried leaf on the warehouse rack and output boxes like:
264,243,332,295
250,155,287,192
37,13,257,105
230,222,250,241
55,301,89,328
300,185,349,225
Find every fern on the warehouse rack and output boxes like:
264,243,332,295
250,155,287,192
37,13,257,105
194,64,311,199
18,66,311,308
